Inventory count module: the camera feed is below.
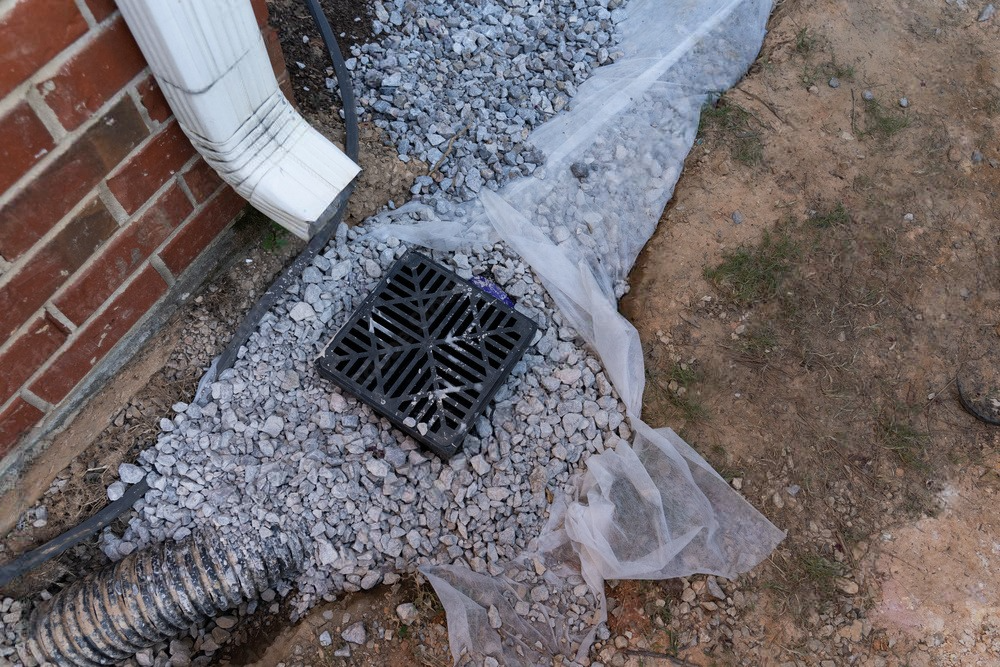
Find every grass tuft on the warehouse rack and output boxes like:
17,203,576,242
704,230,798,306
262,221,291,252
741,326,777,358
800,553,843,594
795,28,815,55
698,100,764,167
802,59,855,89
647,362,709,423
828,59,855,81
875,414,927,466
808,202,851,229
861,98,910,142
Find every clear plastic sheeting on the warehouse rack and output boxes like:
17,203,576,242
368,0,784,663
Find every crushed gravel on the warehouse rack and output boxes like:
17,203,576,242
348,0,627,201
82,222,628,665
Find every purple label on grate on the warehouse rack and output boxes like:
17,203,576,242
469,275,514,307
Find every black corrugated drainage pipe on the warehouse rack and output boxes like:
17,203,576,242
28,529,304,665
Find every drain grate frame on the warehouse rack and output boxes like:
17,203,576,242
317,250,538,459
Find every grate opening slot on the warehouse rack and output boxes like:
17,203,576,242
379,350,411,389
387,356,428,400
441,390,475,413
338,330,368,355
434,345,486,382
426,293,467,339
484,338,515,362
419,271,448,294
450,340,490,374
371,310,421,346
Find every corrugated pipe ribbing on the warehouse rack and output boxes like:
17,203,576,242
29,529,304,665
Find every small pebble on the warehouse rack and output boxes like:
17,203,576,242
107,481,125,502
342,621,366,645
488,604,503,629
396,603,419,624
118,463,145,485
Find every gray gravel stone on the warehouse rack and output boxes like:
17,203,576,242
289,302,315,322
342,621,367,645
707,577,726,600
262,415,284,437
396,603,419,624
488,604,503,629
107,481,125,502
118,463,145,484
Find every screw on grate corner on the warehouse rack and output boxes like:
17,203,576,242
317,251,538,458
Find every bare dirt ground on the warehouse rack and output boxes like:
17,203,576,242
619,0,1000,665
2,0,999,665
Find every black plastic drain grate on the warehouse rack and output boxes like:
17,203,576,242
317,250,538,459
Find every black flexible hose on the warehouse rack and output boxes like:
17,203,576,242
0,479,149,589
304,0,360,160
0,0,358,590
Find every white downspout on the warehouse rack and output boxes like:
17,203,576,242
116,0,360,240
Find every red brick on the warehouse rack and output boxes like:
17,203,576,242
0,198,118,340
0,398,44,458
106,122,195,214
262,26,287,81
36,16,146,131
31,265,167,404
0,314,67,405
54,184,192,325
278,72,296,106
251,0,269,27
136,74,170,124
0,101,54,192
84,0,116,22
159,188,245,276
0,97,146,260
181,159,223,203
0,0,88,99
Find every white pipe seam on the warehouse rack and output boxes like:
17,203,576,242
117,0,360,240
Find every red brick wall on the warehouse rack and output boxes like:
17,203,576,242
0,0,291,460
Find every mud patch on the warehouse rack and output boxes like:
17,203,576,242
869,474,1000,660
